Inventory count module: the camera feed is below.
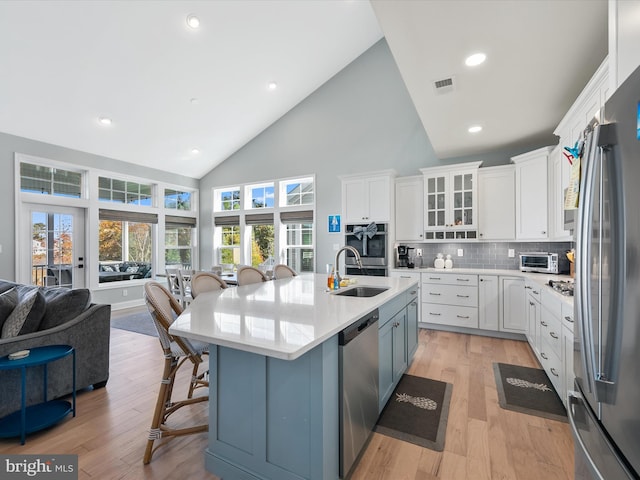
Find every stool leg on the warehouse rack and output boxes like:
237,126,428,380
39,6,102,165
143,356,175,464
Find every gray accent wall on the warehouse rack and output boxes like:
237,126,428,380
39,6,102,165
0,131,198,304
199,39,439,271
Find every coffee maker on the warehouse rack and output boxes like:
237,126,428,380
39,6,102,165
396,245,414,268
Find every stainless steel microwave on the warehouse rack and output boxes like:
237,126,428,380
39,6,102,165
519,252,559,274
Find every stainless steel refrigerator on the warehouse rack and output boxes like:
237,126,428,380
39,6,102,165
570,64,640,479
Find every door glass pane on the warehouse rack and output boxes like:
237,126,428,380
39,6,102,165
31,212,74,288
428,211,435,226
428,194,435,210
453,209,462,225
436,177,445,192
465,209,473,224
464,174,472,190
454,192,462,208
454,175,462,191
464,191,472,207
437,193,445,209
427,178,435,192
437,211,445,225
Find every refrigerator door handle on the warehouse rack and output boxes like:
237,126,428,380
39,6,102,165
594,124,625,402
576,125,600,396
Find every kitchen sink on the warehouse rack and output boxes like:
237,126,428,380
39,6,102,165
333,286,389,297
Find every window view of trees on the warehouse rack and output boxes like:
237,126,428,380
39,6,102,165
165,226,192,266
99,221,152,262
31,212,74,286
220,226,240,265
251,224,274,267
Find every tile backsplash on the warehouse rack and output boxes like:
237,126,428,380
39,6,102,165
398,241,574,272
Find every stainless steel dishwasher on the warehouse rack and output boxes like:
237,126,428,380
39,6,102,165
339,308,379,479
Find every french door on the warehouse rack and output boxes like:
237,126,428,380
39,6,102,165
19,204,86,288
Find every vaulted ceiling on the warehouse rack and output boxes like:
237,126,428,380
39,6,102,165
0,1,608,179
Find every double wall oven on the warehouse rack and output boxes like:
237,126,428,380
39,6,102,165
344,223,388,276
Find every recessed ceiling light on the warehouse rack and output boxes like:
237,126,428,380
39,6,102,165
191,148,200,154
468,125,483,133
186,14,200,29
465,53,486,67
98,117,112,126
268,82,278,90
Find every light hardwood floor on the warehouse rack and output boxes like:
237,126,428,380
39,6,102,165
0,318,574,480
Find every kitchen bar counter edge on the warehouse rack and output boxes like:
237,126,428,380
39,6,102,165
170,273,419,360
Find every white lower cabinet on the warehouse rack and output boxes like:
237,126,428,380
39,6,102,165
525,280,541,354
499,277,526,333
478,275,499,330
422,273,479,328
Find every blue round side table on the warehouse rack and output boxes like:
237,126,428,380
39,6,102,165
0,344,76,445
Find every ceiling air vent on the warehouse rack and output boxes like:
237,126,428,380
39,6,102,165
433,76,455,94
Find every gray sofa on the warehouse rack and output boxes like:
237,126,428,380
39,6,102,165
0,280,111,419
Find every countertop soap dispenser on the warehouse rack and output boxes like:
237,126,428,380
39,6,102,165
434,253,445,269
444,254,453,269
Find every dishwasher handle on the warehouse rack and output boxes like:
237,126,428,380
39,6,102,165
339,309,379,346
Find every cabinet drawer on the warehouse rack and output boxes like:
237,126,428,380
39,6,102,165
538,337,563,395
561,301,574,333
422,284,478,307
541,287,562,319
422,273,478,286
540,306,562,359
524,281,541,301
422,303,478,328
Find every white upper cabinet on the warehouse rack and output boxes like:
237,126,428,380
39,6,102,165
395,176,424,242
478,165,515,241
512,147,552,240
341,171,395,223
552,59,609,240
420,161,482,241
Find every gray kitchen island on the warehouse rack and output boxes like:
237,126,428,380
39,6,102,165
171,273,418,480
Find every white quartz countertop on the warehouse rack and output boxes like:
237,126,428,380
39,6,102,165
390,267,574,305
170,273,418,361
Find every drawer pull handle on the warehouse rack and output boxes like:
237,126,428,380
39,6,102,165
429,312,441,316
429,292,441,296
456,315,470,319
541,352,548,360
457,294,470,298
410,290,417,295
564,316,574,323
456,278,470,282
525,286,532,290
550,332,559,339
429,277,441,280
529,301,535,306
550,368,559,377
540,321,548,327
532,290,539,294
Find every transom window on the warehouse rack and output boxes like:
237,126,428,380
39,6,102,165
214,187,241,212
248,183,274,209
99,177,152,206
280,177,314,206
164,189,193,211
20,162,82,198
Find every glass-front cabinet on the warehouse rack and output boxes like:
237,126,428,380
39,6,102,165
420,161,482,240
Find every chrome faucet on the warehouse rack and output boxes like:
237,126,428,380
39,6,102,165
334,246,363,283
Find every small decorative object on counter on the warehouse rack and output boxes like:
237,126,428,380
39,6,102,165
444,254,453,269
333,270,340,290
434,253,445,269
327,264,334,289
